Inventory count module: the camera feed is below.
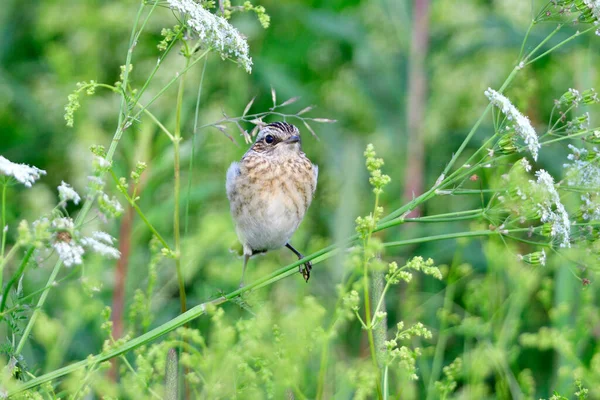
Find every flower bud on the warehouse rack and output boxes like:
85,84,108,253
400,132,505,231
518,250,546,266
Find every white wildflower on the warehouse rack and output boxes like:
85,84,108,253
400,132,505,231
81,233,120,259
51,217,82,266
57,181,81,205
87,175,105,190
91,231,114,244
484,88,540,160
540,249,546,266
580,193,600,221
93,156,111,170
532,170,571,248
167,0,253,73
52,217,75,231
583,0,600,35
520,158,532,172
0,156,46,187
563,145,600,188
569,88,582,106
99,193,124,216
52,241,85,267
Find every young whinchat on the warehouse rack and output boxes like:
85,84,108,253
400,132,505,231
226,122,318,284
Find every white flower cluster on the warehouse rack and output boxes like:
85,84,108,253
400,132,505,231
58,181,81,205
51,217,84,267
0,156,46,187
51,217,120,267
484,88,541,160
564,145,600,221
53,240,85,267
583,0,600,36
564,144,600,187
532,170,571,248
81,231,121,259
167,0,253,72
567,88,582,106
580,193,600,221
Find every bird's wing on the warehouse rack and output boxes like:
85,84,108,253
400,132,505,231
312,164,319,195
226,162,240,200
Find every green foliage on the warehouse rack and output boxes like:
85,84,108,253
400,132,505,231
1,0,600,398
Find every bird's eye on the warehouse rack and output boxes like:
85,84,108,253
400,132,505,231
265,135,274,144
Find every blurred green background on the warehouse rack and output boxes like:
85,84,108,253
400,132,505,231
1,0,600,398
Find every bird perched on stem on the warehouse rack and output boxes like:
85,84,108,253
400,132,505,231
226,122,318,285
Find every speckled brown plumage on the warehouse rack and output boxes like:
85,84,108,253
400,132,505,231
226,122,318,284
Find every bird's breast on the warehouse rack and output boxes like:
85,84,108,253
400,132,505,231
229,155,316,251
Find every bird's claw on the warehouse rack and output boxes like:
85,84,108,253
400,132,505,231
299,260,312,282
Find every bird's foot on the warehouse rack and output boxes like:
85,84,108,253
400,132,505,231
299,260,312,282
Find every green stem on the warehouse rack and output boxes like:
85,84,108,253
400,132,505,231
425,268,458,399
441,66,519,179
109,172,171,251
540,128,595,145
0,244,21,292
185,57,208,235
362,193,383,399
138,106,175,141
133,25,185,105
316,268,362,399
11,243,343,393
383,229,511,248
0,246,34,315
14,0,148,357
9,220,548,394
131,50,210,123
1,183,7,263
0,266,82,318
404,214,483,223
526,26,595,65
0,183,7,291
518,20,535,62
522,23,563,64
173,55,190,315
16,256,59,354
371,279,393,321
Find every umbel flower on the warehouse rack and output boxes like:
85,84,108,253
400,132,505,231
58,181,81,205
485,88,541,160
563,144,600,188
50,217,120,267
531,170,571,248
0,156,46,187
167,0,253,72
504,162,572,248
563,145,600,221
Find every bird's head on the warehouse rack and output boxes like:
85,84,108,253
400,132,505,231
250,122,303,156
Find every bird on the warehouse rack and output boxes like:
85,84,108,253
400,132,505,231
226,121,318,285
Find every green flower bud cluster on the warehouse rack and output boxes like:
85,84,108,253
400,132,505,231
64,80,99,127
131,161,147,184
518,250,547,266
383,322,432,380
364,144,391,195
157,25,180,51
243,1,270,28
115,64,133,89
435,357,463,398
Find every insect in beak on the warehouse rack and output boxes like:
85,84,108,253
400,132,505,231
284,135,301,144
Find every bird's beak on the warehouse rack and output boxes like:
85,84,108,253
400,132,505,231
284,135,301,144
